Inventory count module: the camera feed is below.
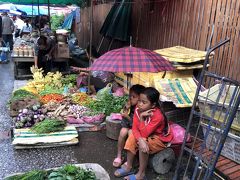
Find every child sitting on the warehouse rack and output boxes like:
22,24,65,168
114,87,173,180
112,84,145,168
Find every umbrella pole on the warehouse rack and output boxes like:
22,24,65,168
88,0,93,95
107,38,114,51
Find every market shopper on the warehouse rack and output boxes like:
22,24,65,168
114,87,173,180
34,35,55,73
113,84,145,168
20,19,32,37
1,12,14,51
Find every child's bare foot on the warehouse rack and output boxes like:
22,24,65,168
112,157,123,168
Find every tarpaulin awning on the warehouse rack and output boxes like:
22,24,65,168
62,10,75,29
0,3,24,15
0,0,79,5
16,4,49,15
100,0,132,42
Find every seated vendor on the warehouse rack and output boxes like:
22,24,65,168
34,35,55,73
71,45,119,94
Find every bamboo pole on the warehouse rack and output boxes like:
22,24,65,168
88,0,93,95
48,0,51,28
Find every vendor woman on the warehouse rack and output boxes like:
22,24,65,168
34,35,55,73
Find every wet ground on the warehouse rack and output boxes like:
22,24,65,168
0,62,167,180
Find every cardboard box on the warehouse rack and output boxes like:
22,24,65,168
55,43,70,58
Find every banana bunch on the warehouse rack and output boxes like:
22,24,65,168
30,66,44,82
44,71,63,88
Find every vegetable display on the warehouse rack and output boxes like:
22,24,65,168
31,119,66,134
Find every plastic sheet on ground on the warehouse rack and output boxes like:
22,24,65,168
12,126,78,146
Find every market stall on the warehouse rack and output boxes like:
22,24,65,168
9,68,128,149
12,35,36,79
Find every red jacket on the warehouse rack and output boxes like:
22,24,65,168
132,107,173,142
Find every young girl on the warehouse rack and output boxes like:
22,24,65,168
113,84,145,168
114,87,173,179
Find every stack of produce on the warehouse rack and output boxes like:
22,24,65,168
9,89,40,117
12,105,46,129
40,94,64,104
44,101,70,120
71,93,92,106
86,93,128,116
61,74,78,88
24,67,64,94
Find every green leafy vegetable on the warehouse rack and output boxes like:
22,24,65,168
86,94,128,116
10,89,37,103
50,14,65,31
48,164,96,180
61,74,77,88
31,119,66,134
5,170,47,180
39,85,64,96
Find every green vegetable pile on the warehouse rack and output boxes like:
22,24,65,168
10,89,37,102
5,170,47,180
31,119,66,134
48,164,96,180
39,85,64,96
61,74,77,88
50,14,65,31
86,93,128,116
5,164,96,180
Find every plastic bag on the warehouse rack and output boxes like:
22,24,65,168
96,83,112,99
0,51,7,61
110,113,122,120
113,87,125,97
91,71,115,83
82,114,105,124
170,123,191,144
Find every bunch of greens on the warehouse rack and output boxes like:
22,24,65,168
39,85,63,96
31,119,66,134
5,170,47,180
50,14,65,31
61,74,78,88
86,94,128,116
10,89,37,102
48,164,96,180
